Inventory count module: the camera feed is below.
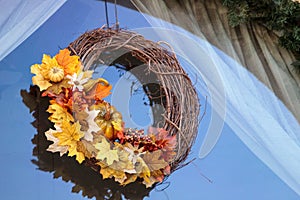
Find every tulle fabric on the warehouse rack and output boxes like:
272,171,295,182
131,0,300,196
0,0,66,61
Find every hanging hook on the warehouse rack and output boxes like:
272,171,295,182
114,0,119,30
104,0,109,28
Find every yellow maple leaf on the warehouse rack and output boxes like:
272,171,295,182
68,142,85,163
94,136,119,165
94,142,135,184
47,102,74,124
31,64,52,91
55,49,81,75
97,161,127,183
53,121,85,163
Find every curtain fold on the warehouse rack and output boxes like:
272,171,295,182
0,0,67,61
131,0,300,196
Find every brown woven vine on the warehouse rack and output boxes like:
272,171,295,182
68,27,200,171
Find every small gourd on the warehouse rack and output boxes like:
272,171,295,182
91,102,123,140
48,66,64,82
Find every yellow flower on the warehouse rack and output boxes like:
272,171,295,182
53,121,85,163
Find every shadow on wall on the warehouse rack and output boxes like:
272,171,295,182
21,86,153,200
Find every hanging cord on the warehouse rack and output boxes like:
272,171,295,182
104,0,109,28
114,0,119,30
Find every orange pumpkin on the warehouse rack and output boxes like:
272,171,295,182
91,102,123,140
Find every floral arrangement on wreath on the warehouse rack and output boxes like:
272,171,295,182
30,48,176,188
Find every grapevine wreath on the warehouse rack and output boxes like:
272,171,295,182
29,27,200,188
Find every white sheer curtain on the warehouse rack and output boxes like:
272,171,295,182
0,0,67,61
132,0,300,196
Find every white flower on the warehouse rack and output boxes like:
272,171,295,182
66,72,89,91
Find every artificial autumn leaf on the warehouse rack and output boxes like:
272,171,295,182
142,150,169,171
55,49,81,75
95,81,112,100
108,143,136,173
148,127,177,162
53,121,85,163
44,79,71,95
47,102,74,124
83,78,100,92
84,108,101,141
142,176,157,188
150,169,165,182
31,64,52,91
54,121,83,145
80,139,98,158
149,127,176,150
45,125,68,156
95,136,119,165
97,161,127,183
68,142,85,163
74,106,89,131
96,142,136,184
142,169,166,188
121,174,138,186
86,79,112,100
43,88,73,113
30,63,41,75
138,152,168,188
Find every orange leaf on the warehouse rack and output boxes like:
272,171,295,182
55,49,81,75
95,82,112,100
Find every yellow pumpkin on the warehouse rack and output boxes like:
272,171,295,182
48,66,64,82
91,102,123,140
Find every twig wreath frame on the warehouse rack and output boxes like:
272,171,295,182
68,27,200,167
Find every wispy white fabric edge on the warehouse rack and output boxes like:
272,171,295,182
0,0,67,61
